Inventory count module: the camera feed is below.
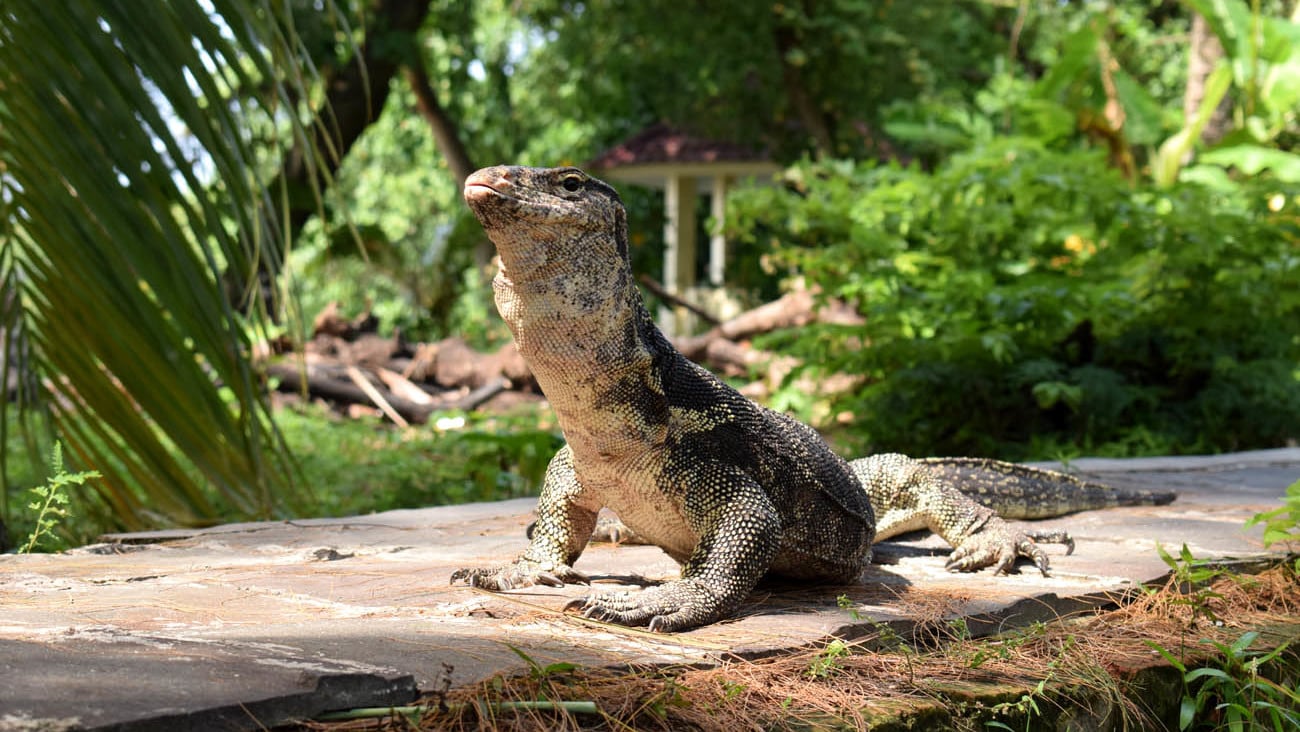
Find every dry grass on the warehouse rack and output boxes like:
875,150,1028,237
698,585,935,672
294,563,1300,731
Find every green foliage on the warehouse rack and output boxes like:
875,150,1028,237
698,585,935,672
21,443,99,554
885,3,1189,166
1162,0,1300,186
522,0,1011,159
727,148,1300,459
1155,543,1232,626
1150,630,1300,732
806,638,852,679
1246,479,1300,559
2,406,561,543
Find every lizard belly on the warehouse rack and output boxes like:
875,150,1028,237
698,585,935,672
605,496,697,564
570,446,699,564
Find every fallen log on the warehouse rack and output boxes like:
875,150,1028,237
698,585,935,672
345,365,409,428
444,376,509,412
274,287,865,423
266,362,436,424
266,360,511,424
636,274,720,327
375,368,435,406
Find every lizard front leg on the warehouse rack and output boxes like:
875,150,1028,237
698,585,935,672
852,454,1073,576
566,466,781,632
451,445,596,589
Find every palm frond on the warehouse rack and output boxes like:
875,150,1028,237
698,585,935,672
0,1,333,531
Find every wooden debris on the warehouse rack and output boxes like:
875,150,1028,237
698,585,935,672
345,365,409,428
265,294,865,426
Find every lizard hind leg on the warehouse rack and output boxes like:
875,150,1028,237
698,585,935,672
944,522,1075,576
851,453,1075,577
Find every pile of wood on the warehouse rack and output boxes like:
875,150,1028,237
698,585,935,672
266,285,864,426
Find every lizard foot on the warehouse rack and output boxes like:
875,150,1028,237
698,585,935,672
945,518,1074,576
450,559,589,591
526,515,647,545
589,515,647,544
563,578,722,632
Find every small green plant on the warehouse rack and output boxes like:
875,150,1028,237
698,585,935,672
1156,543,1229,626
504,643,579,682
806,638,852,679
646,676,690,720
962,620,1049,670
947,617,973,642
21,442,99,554
1150,631,1300,731
717,679,746,703
984,677,1049,732
836,593,862,620
869,618,920,681
1246,479,1300,571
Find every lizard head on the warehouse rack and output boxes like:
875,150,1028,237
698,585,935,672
463,165,646,369
463,165,629,282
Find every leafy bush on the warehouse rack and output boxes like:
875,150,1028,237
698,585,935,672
727,144,1300,459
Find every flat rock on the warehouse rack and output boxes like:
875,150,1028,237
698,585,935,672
1,448,1297,730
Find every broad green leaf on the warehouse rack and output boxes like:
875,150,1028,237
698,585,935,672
1184,667,1233,683
1200,146,1300,182
1146,639,1188,672
1153,64,1233,187
1179,696,1196,730
1113,69,1167,146
1033,23,1099,101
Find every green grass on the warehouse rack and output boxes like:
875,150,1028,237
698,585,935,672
2,406,563,550
275,404,562,519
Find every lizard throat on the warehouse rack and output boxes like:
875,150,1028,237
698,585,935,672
493,269,654,414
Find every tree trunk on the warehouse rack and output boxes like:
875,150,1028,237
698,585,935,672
403,62,496,268
404,63,476,188
1184,12,1231,147
264,0,432,261
773,9,835,157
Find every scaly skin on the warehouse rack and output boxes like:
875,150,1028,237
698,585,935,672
450,165,1173,632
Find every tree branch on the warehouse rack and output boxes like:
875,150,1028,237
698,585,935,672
773,7,836,157
404,63,476,188
269,0,431,248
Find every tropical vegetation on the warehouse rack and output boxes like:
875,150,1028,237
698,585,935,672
1,0,1298,547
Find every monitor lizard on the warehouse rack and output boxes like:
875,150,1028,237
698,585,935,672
452,165,1174,632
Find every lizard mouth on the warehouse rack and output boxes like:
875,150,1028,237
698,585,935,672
464,182,508,203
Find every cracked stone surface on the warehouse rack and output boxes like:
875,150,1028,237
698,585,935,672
1,448,1297,730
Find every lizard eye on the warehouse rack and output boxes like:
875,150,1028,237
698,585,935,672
560,174,583,192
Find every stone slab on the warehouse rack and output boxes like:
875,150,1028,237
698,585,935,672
1,448,1297,730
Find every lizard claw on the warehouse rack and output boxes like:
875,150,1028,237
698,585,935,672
561,579,722,632
451,560,588,591
563,596,592,614
946,519,1073,577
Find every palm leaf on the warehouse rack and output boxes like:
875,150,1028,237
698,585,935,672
0,1,335,532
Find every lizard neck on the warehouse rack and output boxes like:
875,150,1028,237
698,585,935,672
493,258,666,451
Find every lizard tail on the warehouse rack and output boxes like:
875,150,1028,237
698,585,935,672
917,456,1177,521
